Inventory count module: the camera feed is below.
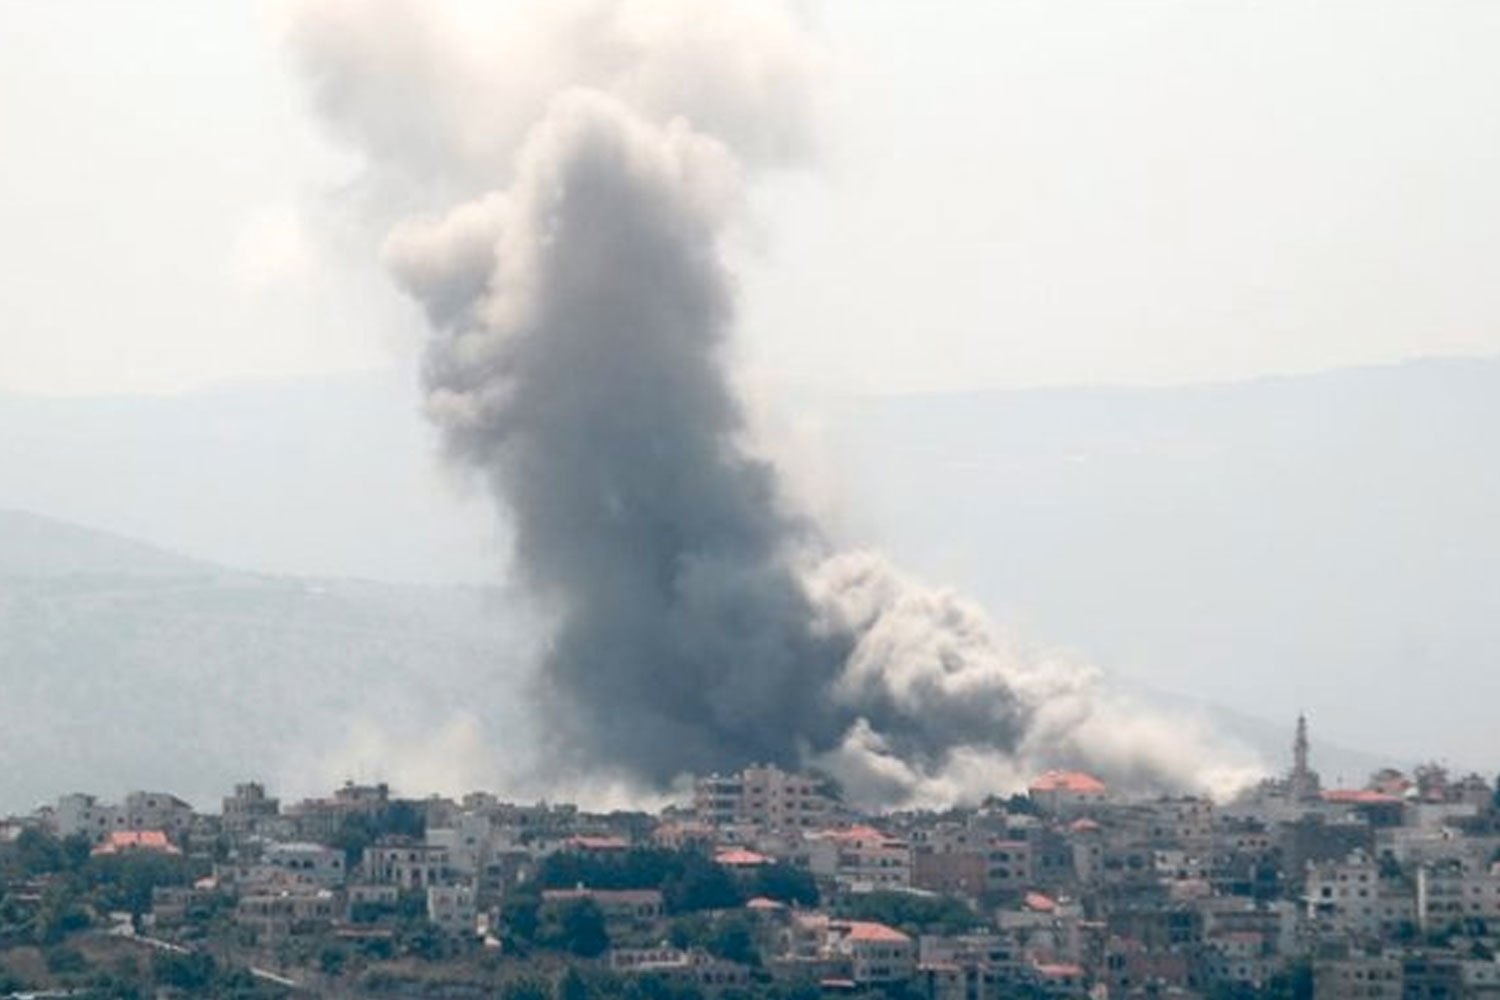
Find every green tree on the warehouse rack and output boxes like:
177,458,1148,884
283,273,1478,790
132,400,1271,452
664,856,743,913
709,916,759,966
504,976,553,1000
318,945,348,976
88,850,201,915
557,899,610,958
503,893,541,944
36,881,90,944
0,969,32,994
153,951,217,992
45,944,89,976
557,966,592,1000
837,891,980,936
668,913,712,950
747,864,818,907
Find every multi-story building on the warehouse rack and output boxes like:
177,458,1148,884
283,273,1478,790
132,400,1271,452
1304,850,1415,939
222,782,280,839
427,882,477,933
235,886,341,940
1313,954,1402,1000
51,791,193,843
918,932,1021,1000
693,765,834,832
1417,859,1500,929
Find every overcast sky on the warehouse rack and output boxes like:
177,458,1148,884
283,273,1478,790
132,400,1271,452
4,1,1499,398
4,2,1500,786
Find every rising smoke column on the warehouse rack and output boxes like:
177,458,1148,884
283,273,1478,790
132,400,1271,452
286,0,1261,806
391,93,863,779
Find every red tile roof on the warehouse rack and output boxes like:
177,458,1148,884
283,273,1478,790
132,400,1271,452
92,830,179,855
1028,770,1107,794
1034,962,1085,979
715,847,771,867
1024,891,1058,913
745,896,788,910
844,920,911,943
816,825,903,845
1321,789,1401,805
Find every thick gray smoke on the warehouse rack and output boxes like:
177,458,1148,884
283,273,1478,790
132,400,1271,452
285,0,1261,806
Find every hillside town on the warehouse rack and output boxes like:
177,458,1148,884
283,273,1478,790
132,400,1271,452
2,719,1499,999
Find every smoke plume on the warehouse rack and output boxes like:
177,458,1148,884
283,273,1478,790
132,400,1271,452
285,0,1260,806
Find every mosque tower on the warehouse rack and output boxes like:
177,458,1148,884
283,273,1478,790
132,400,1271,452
1288,712,1321,801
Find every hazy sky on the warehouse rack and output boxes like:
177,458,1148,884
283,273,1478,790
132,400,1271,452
4,1,1500,397
3,2,1499,788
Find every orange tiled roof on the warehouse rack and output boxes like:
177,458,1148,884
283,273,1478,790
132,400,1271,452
715,847,771,867
745,896,787,910
1034,963,1085,979
1028,770,1107,794
844,920,911,943
1024,891,1057,913
817,824,902,844
92,830,179,855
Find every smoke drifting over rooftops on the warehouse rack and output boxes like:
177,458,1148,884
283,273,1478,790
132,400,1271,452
284,0,1260,806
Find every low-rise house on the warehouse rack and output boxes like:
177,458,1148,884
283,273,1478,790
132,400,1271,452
264,841,346,886
540,887,665,930
235,886,341,940
806,825,911,889
1028,772,1107,817
610,947,753,989
1026,961,1088,997
427,882,477,933
363,839,452,888
826,920,915,985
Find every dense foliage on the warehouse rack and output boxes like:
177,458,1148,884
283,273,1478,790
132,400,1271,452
537,848,817,913
834,890,982,936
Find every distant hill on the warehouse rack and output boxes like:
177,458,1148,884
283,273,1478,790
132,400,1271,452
0,511,535,814
2,357,1496,791
0,373,500,585
821,356,1500,770
0,508,216,579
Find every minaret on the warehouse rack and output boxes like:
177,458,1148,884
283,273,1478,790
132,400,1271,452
1293,713,1310,784
1289,712,1318,801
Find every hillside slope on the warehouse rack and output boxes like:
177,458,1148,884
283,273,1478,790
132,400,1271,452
0,511,533,813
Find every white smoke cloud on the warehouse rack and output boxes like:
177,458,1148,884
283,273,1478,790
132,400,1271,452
282,0,1265,808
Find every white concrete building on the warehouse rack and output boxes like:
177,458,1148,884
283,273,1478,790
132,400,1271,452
806,825,912,889
264,842,346,886
427,882,477,933
363,841,452,888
